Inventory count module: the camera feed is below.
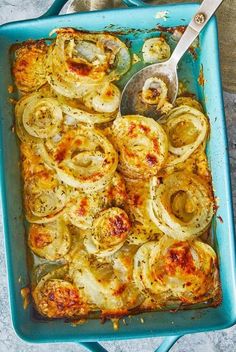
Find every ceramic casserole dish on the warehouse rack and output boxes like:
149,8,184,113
0,1,235,352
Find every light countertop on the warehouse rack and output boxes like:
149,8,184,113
0,1,235,351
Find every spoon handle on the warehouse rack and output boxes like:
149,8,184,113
170,0,224,66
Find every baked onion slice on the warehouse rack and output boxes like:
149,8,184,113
65,190,104,229
13,40,47,94
15,92,63,142
125,178,162,245
142,37,171,63
22,96,63,138
65,172,126,229
70,245,142,312
46,28,130,99
133,237,220,305
141,77,172,114
148,172,214,240
84,207,131,257
24,170,69,223
15,93,42,143
164,105,209,167
28,218,71,260
142,77,168,106
59,95,116,125
38,126,118,190
112,115,168,179
82,83,120,114
32,266,88,318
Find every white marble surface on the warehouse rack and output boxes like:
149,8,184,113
0,1,235,352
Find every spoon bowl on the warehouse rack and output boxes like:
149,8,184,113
120,59,178,118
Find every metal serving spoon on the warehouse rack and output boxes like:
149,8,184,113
120,0,224,118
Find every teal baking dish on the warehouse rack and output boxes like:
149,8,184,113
0,1,236,351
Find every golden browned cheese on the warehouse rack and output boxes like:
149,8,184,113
21,143,69,223
20,143,47,180
134,238,220,308
104,172,127,207
24,171,68,223
84,207,131,257
29,224,53,249
33,279,88,318
13,41,47,93
28,218,71,260
112,115,168,179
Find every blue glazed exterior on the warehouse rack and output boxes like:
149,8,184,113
0,3,235,344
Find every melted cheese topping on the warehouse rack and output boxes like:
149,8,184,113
133,237,219,305
28,218,71,260
32,266,88,319
69,245,143,312
112,115,168,179
12,28,220,322
84,207,131,257
65,172,127,230
38,126,118,190
24,170,68,223
149,172,214,240
13,41,47,93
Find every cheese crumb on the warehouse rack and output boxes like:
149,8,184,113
155,11,169,21
8,85,14,94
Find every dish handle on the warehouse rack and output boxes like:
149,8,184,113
78,342,108,352
154,335,182,352
39,0,148,18
39,0,69,18
77,335,182,352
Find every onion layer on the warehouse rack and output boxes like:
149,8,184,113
84,207,131,257
38,126,118,190
28,217,71,260
15,91,62,142
112,115,168,179
23,97,63,138
175,97,203,112
164,105,209,167
46,28,130,99
148,172,214,240
60,96,116,125
142,77,168,107
82,83,120,113
65,190,104,229
24,169,68,223
133,237,220,305
15,93,42,143
142,37,171,63
69,245,142,311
